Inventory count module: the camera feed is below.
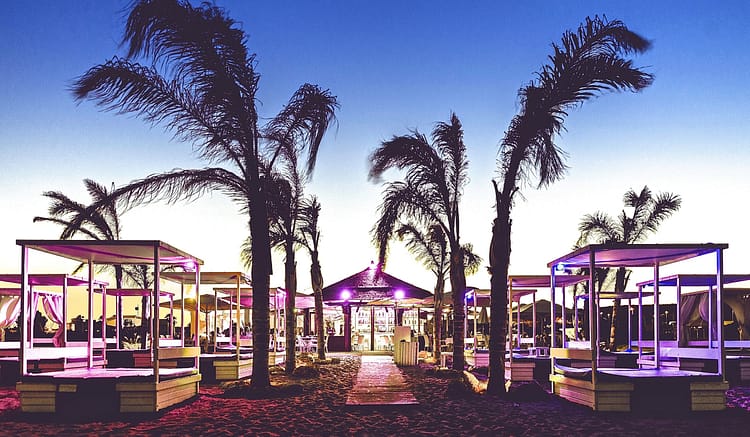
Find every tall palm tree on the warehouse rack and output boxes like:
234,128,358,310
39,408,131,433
33,179,129,345
72,0,337,389
298,196,326,361
578,185,681,350
393,223,482,363
369,113,471,370
487,16,654,395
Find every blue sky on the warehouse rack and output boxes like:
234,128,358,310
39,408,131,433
2,1,749,309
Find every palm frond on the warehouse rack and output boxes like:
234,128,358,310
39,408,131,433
578,212,621,243
265,84,338,176
461,243,483,276
112,167,246,212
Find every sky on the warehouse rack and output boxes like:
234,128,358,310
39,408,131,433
1,1,750,317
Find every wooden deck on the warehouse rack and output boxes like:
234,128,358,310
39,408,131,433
16,368,201,414
551,368,728,412
346,355,418,406
200,353,253,382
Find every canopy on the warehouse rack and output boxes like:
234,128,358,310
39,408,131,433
16,239,203,266
636,273,750,288
548,243,727,269
160,294,234,313
0,273,108,288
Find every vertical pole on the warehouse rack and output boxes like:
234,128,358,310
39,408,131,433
101,286,107,360
562,284,567,348
716,248,725,378
87,260,94,369
550,270,556,350
588,249,597,385
152,244,161,383
236,275,241,361
214,289,218,354
638,285,644,365
101,283,107,363
194,263,200,370
708,286,714,346
180,284,185,347
627,299,632,352
63,277,68,346
532,290,537,348
370,305,375,351
20,244,28,375
509,279,515,367
675,276,682,346
653,263,660,369
115,293,120,349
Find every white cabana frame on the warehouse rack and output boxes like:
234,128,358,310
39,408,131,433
16,239,203,414
547,243,730,412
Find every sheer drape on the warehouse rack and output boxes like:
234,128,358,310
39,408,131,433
42,294,65,347
0,295,21,328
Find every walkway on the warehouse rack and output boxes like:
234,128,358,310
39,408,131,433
346,355,418,406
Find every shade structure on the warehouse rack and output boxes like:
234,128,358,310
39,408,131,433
321,264,432,303
159,294,234,313
547,243,728,270
16,239,204,266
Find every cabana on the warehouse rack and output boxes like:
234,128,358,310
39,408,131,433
548,243,729,412
104,287,178,368
636,274,750,381
0,274,109,382
506,275,588,383
15,240,203,414
161,272,254,382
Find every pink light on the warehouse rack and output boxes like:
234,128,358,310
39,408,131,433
394,289,405,300
183,260,197,272
340,289,351,301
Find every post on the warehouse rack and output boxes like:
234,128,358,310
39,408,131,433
653,263,660,369
153,244,161,383
716,248,725,378
20,244,28,375
88,261,94,369
588,249,597,384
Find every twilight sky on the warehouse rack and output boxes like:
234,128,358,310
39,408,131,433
1,1,749,309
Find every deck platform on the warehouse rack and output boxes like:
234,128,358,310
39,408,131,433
16,368,201,414
551,367,727,412
200,353,253,382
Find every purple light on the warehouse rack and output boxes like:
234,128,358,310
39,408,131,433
394,289,405,300
341,289,351,301
183,260,197,272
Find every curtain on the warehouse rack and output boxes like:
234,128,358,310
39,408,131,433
698,293,718,340
679,294,701,345
42,294,65,347
27,292,40,343
0,295,21,329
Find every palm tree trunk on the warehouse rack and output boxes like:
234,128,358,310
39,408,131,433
432,279,444,363
249,185,272,389
608,267,628,350
311,256,325,361
284,246,297,374
449,245,466,371
487,194,511,395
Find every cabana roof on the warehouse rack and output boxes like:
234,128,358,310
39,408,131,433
636,273,750,288
321,264,431,303
548,243,728,269
510,274,588,288
105,288,174,297
0,273,108,288
162,271,249,285
16,239,203,266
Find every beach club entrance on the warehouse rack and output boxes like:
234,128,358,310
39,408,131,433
321,263,432,352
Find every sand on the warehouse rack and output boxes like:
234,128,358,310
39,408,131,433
1,354,750,436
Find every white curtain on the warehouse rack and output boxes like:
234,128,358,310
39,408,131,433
42,294,65,347
0,295,21,329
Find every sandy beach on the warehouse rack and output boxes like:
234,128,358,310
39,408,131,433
2,354,750,436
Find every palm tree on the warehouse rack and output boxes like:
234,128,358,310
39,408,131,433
487,16,654,395
369,113,471,370
578,185,681,350
393,223,482,363
72,0,337,389
33,179,128,345
298,196,326,361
